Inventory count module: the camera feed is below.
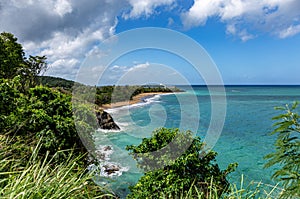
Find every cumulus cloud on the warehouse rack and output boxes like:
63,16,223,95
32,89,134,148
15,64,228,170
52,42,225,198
0,0,179,80
92,62,187,85
1,0,300,80
181,0,300,40
123,0,175,19
120,62,189,85
0,0,126,80
127,62,150,72
278,24,300,39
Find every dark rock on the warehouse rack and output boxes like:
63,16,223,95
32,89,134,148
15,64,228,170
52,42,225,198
103,145,112,151
96,110,120,130
103,164,120,175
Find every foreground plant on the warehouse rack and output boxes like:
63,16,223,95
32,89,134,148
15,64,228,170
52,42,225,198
264,102,300,198
126,128,238,198
0,137,116,199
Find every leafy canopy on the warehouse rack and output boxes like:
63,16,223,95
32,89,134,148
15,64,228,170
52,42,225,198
0,77,96,163
126,128,237,198
0,32,47,89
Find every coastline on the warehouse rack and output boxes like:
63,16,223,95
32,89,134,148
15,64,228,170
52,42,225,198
100,92,171,109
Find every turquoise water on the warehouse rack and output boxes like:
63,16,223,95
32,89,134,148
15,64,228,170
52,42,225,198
93,86,300,196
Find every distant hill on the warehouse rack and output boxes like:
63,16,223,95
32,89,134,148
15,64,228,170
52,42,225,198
37,76,76,91
38,76,182,106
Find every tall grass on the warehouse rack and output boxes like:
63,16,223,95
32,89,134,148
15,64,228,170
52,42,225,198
224,175,283,199
0,135,116,199
178,175,283,199
0,134,285,199
148,175,283,199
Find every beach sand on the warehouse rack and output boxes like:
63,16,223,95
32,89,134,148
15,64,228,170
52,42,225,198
100,92,170,109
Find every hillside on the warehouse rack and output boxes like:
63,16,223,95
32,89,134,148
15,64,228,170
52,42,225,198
37,76,76,91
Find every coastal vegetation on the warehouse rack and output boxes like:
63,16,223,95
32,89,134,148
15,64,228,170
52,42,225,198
1,32,299,198
0,32,114,198
126,128,238,198
38,76,181,106
264,102,300,198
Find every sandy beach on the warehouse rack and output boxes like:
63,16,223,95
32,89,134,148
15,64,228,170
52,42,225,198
100,92,170,109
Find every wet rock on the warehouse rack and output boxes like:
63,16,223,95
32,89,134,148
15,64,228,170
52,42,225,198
96,110,120,130
103,145,112,151
103,164,120,175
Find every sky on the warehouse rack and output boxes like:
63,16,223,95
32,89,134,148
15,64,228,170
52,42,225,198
0,0,300,85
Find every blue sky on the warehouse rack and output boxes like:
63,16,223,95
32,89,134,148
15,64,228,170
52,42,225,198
1,0,300,85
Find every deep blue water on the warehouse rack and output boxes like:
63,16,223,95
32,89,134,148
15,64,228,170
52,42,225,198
93,86,300,196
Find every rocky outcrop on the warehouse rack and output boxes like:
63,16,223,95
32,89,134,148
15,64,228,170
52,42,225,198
103,164,121,175
96,109,120,130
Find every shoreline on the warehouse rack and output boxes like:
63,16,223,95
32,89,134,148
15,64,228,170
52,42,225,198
100,92,172,109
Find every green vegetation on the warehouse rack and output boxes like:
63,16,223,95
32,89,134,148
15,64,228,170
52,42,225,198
0,135,115,199
264,102,300,198
0,77,96,162
0,32,114,198
97,85,180,106
37,76,76,91
1,31,298,198
0,78,112,198
38,76,181,106
0,32,47,90
126,128,238,198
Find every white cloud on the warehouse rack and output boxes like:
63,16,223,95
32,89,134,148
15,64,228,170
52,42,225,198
278,24,300,38
0,0,125,80
1,0,179,80
181,0,300,40
181,0,221,27
54,0,72,17
128,62,150,72
167,17,174,27
226,23,255,42
47,58,79,79
95,62,185,85
1,0,299,81
116,62,188,85
123,0,175,19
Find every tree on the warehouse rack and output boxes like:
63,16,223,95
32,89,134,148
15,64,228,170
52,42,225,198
23,55,48,87
264,102,300,198
0,77,97,163
126,128,237,198
0,76,24,132
0,32,47,89
0,32,25,79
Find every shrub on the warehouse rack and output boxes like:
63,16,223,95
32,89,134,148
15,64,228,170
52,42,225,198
126,128,237,198
0,77,97,164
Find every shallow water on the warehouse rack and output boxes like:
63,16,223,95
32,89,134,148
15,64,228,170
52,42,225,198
93,86,300,197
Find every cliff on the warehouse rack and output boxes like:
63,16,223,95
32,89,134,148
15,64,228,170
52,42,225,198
96,109,120,130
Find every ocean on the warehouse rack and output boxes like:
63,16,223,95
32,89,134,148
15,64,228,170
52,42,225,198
92,86,300,196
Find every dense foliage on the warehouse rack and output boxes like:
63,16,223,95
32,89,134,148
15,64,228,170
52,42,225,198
1,31,289,198
0,32,47,90
74,84,181,106
0,77,97,164
38,75,181,106
126,128,238,198
264,102,300,198
37,76,75,91
0,32,114,198
0,32,97,164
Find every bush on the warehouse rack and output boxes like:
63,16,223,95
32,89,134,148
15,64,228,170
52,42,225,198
126,128,237,198
0,77,97,164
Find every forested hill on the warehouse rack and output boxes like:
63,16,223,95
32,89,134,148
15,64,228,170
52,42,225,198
37,76,76,91
38,76,182,106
